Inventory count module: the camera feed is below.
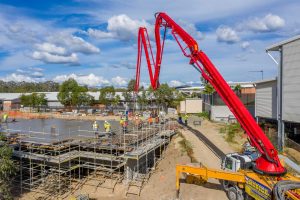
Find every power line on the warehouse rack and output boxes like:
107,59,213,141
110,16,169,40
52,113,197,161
249,70,264,80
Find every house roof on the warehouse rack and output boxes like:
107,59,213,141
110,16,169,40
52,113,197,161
266,35,300,51
254,78,277,85
0,91,127,101
0,93,22,101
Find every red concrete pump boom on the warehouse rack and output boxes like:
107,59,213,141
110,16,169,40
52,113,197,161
135,12,286,175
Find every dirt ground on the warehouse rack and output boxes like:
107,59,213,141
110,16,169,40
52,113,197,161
68,130,228,200
17,118,238,200
189,119,242,154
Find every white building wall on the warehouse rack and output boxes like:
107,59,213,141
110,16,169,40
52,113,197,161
282,39,300,123
180,99,202,114
47,101,63,107
211,105,235,122
255,80,277,119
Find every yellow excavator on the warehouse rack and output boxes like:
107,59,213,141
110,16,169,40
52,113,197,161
134,12,300,200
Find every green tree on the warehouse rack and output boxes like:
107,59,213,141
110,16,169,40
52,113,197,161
20,93,48,111
99,86,115,106
127,79,136,92
0,134,17,199
151,83,176,110
20,94,31,106
202,83,215,94
0,80,59,93
112,95,121,106
77,93,95,106
171,90,185,107
137,90,148,109
122,91,132,103
57,78,89,107
121,79,136,109
233,84,242,96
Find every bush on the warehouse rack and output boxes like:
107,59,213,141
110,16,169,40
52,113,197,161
179,137,196,162
219,123,242,143
0,133,17,199
196,112,210,120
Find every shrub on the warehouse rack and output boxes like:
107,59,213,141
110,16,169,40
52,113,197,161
219,123,242,143
196,112,210,120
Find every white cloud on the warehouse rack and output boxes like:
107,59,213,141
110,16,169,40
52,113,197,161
48,33,100,54
108,14,150,40
29,67,43,72
111,62,135,69
216,26,240,43
0,73,45,82
241,41,250,49
88,14,151,41
0,62,46,82
31,51,79,64
244,14,285,32
178,20,204,40
111,76,128,87
31,71,44,78
53,73,110,87
87,28,115,39
35,42,67,55
169,80,184,87
15,67,44,78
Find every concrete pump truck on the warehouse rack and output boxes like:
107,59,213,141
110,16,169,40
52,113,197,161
134,12,300,200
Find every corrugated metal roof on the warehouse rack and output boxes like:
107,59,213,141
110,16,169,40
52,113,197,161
266,35,300,51
255,78,277,85
0,93,22,101
0,91,127,101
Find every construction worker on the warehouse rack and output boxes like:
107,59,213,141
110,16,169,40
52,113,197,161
134,114,142,129
104,120,111,133
148,116,152,125
120,116,128,133
178,114,183,124
120,116,124,127
183,113,189,126
2,113,8,123
92,120,99,138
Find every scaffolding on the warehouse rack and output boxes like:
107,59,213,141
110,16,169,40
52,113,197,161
3,117,178,199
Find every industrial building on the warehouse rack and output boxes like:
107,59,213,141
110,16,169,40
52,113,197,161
255,35,300,149
0,93,21,111
0,92,125,111
203,82,255,122
255,78,277,120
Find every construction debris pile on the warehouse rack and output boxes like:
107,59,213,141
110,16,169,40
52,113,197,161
3,119,178,199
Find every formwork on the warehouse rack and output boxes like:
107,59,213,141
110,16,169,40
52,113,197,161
3,118,178,199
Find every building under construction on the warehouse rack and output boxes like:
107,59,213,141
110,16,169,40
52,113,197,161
3,119,177,199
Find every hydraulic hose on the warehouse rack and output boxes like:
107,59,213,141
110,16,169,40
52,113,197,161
273,180,300,200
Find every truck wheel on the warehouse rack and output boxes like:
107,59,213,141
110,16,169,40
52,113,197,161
227,187,238,200
226,186,245,200
221,180,230,191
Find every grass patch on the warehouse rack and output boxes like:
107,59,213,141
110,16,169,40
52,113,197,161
196,112,209,120
284,148,300,165
178,135,197,162
219,123,243,143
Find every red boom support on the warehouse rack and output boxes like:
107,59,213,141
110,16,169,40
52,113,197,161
135,12,286,175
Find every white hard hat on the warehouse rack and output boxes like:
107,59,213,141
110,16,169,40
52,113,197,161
105,120,108,123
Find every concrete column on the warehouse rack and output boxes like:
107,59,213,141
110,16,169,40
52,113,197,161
277,48,284,151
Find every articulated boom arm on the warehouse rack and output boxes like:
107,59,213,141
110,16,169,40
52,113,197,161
135,12,286,175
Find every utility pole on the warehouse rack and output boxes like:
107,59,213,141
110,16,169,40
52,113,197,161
249,70,264,80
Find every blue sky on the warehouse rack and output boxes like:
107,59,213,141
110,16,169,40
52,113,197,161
0,0,299,87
